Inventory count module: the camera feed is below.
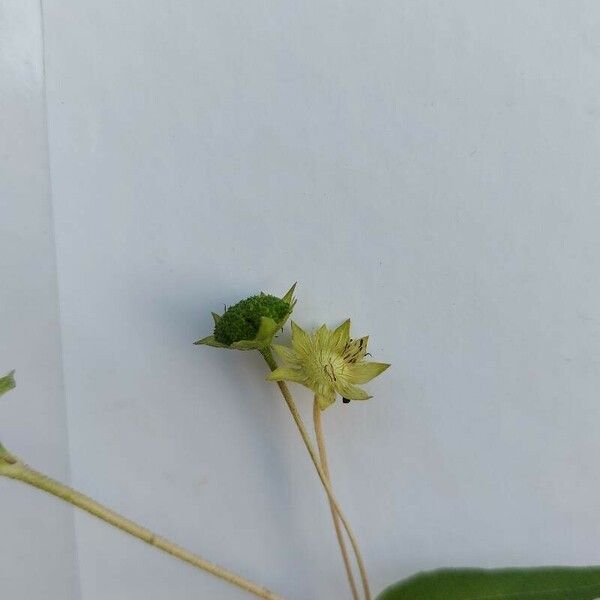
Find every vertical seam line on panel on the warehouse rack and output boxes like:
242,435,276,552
37,1,84,599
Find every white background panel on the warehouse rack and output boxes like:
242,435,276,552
4,1,600,598
0,1,79,598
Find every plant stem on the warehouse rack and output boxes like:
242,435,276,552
0,457,284,600
260,348,371,600
313,398,360,600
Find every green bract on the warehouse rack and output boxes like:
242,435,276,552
0,370,15,458
0,371,15,398
195,284,296,351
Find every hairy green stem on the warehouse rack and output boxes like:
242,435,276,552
0,457,284,600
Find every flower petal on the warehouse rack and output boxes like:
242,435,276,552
336,380,371,401
266,367,306,384
349,362,391,384
291,321,312,357
314,324,329,348
331,319,351,352
316,387,336,410
272,344,300,365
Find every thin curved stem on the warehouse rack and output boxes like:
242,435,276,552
313,398,360,600
0,458,284,600
261,348,371,600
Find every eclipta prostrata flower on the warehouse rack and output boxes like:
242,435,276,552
267,320,390,410
194,284,297,351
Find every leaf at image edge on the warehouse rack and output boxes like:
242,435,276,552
376,566,600,600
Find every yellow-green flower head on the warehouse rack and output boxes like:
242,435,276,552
267,320,390,410
195,284,297,351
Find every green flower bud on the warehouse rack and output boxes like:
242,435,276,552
195,284,296,351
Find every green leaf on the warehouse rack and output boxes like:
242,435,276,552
0,371,15,398
376,567,600,600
